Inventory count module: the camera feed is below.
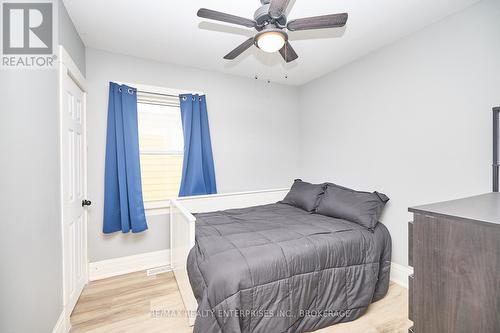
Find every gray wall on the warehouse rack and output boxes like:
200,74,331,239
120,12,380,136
59,0,86,75
0,71,62,333
298,0,500,267
86,48,300,262
0,2,85,332
86,1,500,265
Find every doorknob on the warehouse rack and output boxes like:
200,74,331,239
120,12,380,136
82,199,92,207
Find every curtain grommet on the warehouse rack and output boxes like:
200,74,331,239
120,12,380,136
128,88,134,94
182,96,187,101
118,88,122,92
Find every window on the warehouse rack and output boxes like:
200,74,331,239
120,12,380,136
137,91,184,202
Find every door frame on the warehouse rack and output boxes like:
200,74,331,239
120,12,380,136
58,45,88,331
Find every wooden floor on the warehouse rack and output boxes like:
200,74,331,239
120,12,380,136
71,271,412,333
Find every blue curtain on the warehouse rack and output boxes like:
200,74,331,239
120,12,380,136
178,94,217,196
103,82,148,233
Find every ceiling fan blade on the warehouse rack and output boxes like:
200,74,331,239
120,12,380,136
197,8,256,28
287,13,348,31
269,0,291,19
224,37,255,60
279,41,298,63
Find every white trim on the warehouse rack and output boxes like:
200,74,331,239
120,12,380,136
59,46,86,92
144,200,170,216
52,309,69,333
58,46,66,324
390,262,413,289
145,207,170,216
58,45,88,329
147,265,171,276
89,249,171,281
144,200,170,210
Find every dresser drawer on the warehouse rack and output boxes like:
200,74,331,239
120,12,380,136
408,221,413,267
408,274,414,321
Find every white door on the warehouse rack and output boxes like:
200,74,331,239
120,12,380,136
60,49,88,316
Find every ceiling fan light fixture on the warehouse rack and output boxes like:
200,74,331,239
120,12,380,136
197,0,349,62
256,31,285,53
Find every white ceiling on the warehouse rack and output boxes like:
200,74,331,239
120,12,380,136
63,0,480,85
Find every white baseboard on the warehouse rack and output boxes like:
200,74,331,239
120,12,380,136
89,249,171,281
52,310,69,333
390,261,413,288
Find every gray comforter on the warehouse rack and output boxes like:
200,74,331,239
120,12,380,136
187,203,391,333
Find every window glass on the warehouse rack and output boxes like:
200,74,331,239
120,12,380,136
137,102,184,202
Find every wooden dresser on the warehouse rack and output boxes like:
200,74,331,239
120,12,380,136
407,193,500,333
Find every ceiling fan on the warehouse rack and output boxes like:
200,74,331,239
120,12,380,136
197,0,348,63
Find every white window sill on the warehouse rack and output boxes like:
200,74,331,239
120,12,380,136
144,200,171,216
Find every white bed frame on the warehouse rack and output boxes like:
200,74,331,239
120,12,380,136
169,188,290,326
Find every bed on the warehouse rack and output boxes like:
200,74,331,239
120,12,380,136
170,187,391,333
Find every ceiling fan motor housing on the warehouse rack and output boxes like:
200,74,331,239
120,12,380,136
254,4,286,29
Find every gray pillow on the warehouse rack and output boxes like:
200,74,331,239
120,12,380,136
316,183,389,229
281,179,325,212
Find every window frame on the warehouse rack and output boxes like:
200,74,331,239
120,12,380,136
116,82,205,213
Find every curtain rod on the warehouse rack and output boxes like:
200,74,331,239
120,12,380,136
137,90,179,98
116,81,205,96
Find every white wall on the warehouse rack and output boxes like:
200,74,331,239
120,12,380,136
86,48,300,262
298,0,500,267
